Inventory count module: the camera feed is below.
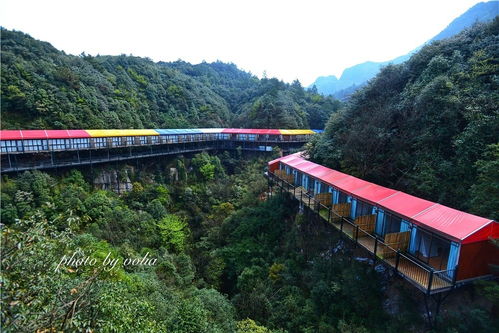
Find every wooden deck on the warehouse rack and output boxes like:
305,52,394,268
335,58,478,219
272,176,454,294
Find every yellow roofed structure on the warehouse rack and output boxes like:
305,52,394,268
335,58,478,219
85,129,159,137
279,129,315,135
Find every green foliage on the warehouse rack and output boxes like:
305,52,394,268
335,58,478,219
1,160,243,332
470,144,499,220
308,19,499,218
1,29,340,130
191,152,224,181
158,214,190,253
268,263,285,282
2,150,495,332
337,320,369,333
236,318,273,333
92,280,167,332
200,163,216,181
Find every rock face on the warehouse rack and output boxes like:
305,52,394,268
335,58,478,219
169,167,179,182
94,168,133,193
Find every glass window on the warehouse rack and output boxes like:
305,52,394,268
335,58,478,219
24,140,33,151
384,213,402,235
413,229,451,270
338,191,349,203
355,200,373,217
24,139,49,151
94,138,106,148
73,138,90,149
1,140,23,153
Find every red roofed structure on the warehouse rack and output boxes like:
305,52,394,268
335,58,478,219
268,152,498,288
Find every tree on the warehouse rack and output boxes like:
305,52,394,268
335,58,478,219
470,144,499,220
236,319,272,333
157,215,189,252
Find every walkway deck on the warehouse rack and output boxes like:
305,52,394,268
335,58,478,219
1,140,306,173
270,174,455,294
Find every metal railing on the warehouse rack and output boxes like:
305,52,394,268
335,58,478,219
268,172,457,294
1,139,305,173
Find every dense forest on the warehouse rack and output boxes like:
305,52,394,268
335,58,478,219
3,153,497,332
1,16,499,333
308,19,499,220
0,29,340,130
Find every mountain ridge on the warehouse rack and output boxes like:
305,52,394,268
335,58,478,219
310,1,499,99
0,29,340,130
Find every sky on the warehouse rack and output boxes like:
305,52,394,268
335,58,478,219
0,0,488,86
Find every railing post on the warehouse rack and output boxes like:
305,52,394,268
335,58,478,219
308,195,311,208
328,207,331,224
374,237,378,258
452,265,458,285
428,270,434,292
355,225,359,244
340,217,344,232
395,251,400,272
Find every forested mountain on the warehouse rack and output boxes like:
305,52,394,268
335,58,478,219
166,61,342,129
310,1,499,99
2,16,499,333
308,18,499,220
0,29,340,130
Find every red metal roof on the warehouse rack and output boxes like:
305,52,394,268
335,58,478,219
460,222,498,244
298,161,320,172
19,130,49,139
274,152,495,243
351,184,399,206
0,130,23,140
46,130,91,139
286,158,311,168
378,192,436,219
412,204,495,242
307,165,334,178
268,152,302,170
0,130,90,140
320,169,350,184
332,175,372,194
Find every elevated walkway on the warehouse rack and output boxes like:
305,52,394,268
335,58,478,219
1,139,305,173
268,172,456,295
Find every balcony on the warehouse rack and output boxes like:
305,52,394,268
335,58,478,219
268,172,456,294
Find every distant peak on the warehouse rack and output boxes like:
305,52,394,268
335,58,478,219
316,75,339,81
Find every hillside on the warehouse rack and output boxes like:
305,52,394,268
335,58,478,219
1,30,340,130
308,18,499,219
2,17,498,333
311,1,499,99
